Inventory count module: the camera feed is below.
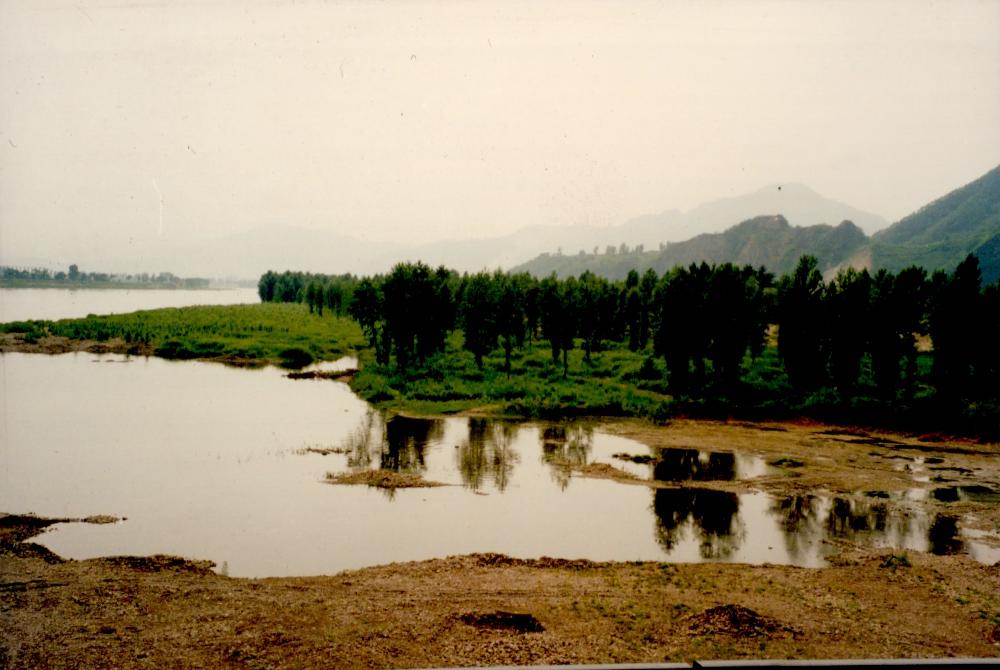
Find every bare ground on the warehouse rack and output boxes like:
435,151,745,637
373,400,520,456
2,533,998,668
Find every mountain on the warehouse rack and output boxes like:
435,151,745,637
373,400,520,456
511,216,868,280
872,164,1000,283
3,183,889,280
513,166,1000,283
672,183,888,238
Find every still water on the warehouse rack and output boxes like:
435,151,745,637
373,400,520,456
2,351,993,577
0,287,259,322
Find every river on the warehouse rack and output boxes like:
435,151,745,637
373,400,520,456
0,287,259,322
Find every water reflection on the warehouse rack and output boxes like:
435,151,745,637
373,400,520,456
770,495,825,563
6,352,994,576
652,488,742,559
382,416,442,473
928,515,963,555
339,411,442,475
457,419,520,492
539,424,593,490
825,497,889,535
653,450,736,482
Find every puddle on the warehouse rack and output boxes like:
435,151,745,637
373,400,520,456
651,448,771,483
931,485,1000,504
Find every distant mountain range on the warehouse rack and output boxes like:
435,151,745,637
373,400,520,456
512,165,1000,284
141,182,890,278
3,181,891,280
8,170,994,283
510,216,869,280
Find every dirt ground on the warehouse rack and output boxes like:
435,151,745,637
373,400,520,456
3,419,1000,668
2,529,998,668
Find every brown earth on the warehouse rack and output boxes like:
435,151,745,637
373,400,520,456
0,333,153,357
324,470,450,489
2,521,998,669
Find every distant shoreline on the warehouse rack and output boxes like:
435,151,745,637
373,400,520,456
0,280,250,290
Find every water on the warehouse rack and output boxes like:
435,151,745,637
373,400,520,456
2,351,994,577
0,287,260,322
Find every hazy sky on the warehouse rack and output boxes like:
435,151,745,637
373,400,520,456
1,0,999,265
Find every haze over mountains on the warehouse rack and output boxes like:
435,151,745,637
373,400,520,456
5,182,891,280
7,167,996,283
513,165,1000,284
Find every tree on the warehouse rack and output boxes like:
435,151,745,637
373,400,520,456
824,267,872,397
257,271,277,302
929,254,982,399
348,277,387,363
459,272,497,370
494,271,525,376
576,271,605,363
538,274,577,377
777,256,827,392
869,267,926,399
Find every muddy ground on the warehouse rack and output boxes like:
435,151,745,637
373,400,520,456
603,418,1000,537
3,419,1000,668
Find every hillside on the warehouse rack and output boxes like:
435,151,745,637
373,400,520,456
511,216,868,280
872,164,1000,282
514,165,1000,282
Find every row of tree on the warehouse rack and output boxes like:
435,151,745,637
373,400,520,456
2,265,209,288
257,270,357,315
259,254,999,403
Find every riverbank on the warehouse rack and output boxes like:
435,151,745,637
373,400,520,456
2,513,997,668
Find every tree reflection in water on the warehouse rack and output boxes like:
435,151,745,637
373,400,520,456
456,419,520,492
652,488,742,559
928,515,963,555
342,408,380,470
380,415,442,473
769,494,824,563
539,424,593,490
339,410,442,474
652,449,736,482
825,497,890,535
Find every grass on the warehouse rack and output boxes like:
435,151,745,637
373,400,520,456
2,303,365,368
349,332,676,420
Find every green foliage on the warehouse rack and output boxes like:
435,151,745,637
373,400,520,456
879,554,911,572
41,303,364,367
873,164,1000,280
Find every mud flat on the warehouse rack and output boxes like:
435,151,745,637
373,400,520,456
2,515,999,668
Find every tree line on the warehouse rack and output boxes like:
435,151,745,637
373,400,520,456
2,265,210,288
259,254,999,412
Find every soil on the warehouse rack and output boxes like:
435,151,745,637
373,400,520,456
0,333,154,358
287,369,358,382
2,520,998,668
324,470,450,489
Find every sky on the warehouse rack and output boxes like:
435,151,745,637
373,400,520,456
1,0,999,269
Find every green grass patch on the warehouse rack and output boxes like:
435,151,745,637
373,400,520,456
350,338,676,421
21,303,365,368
